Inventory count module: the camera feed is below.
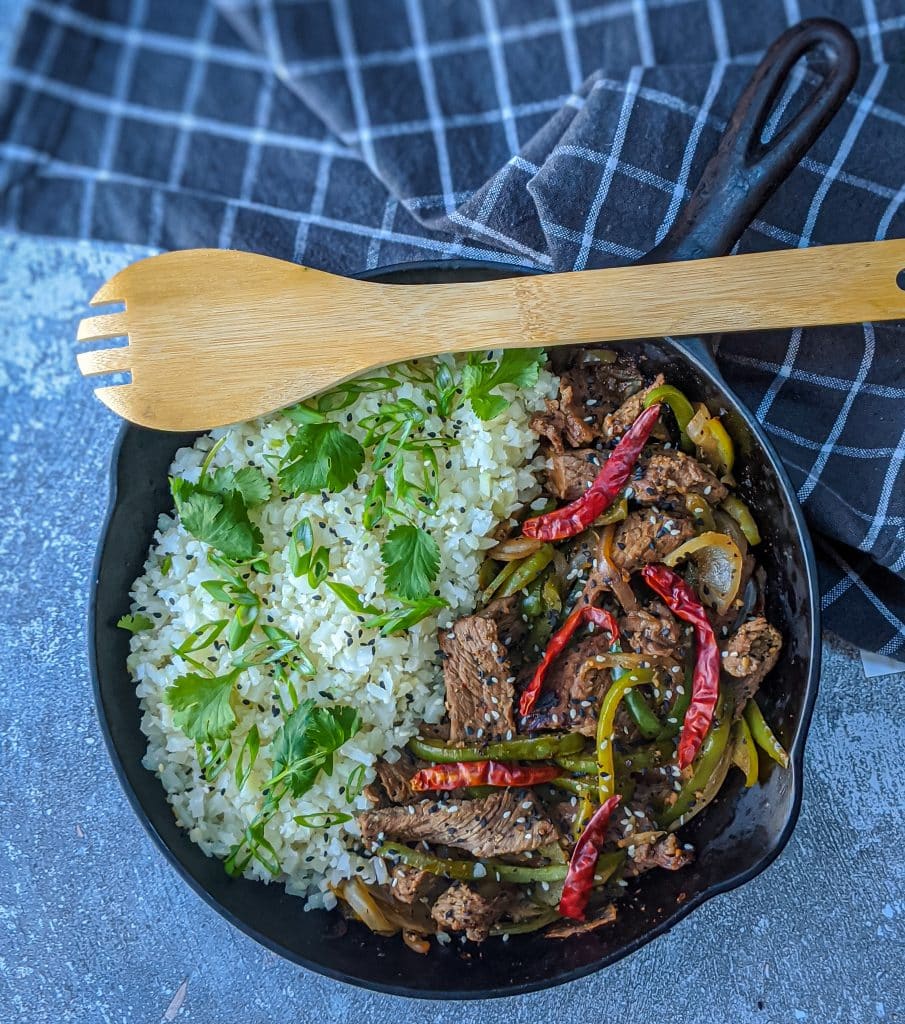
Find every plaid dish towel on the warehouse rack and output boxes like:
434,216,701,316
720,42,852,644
1,0,903,657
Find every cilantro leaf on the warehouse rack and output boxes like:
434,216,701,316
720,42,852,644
165,669,240,742
210,466,271,506
381,524,440,601
171,482,263,561
278,423,364,495
269,700,361,800
117,613,153,633
463,348,545,420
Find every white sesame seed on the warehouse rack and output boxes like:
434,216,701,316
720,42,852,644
502,810,512,820
472,863,487,878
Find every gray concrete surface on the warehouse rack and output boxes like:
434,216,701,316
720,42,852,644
0,5,903,1021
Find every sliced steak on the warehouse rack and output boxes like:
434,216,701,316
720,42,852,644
521,633,611,736
621,601,688,662
358,789,560,858
602,374,665,440
530,355,645,451
375,753,417,804
632,451,728,508
546,902,618,938
390,864,447,905
430,882,512,941
624,833,693,877
610,509,695,572
439,597,525,742
546,448,601,501
721,616,782,714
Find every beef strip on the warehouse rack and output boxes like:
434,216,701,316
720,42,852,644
390,864,447,905
721,616,782,714
357,789,560,858
367,752,417,806
631,451,728,508
545,448,602,501
610,509,696,572
624,832,693,877
430,882,513,942
545,902,618,938
439,596,525,742
602,374,665,440
520,633,611,736
620,601,688,663
530,354,646,451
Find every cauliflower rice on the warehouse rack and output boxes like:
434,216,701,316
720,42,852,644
125,357,557,907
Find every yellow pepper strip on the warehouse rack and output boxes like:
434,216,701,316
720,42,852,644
704,417,735,476
596,667,655,802
721,495,762,545
730,716,759,787
572,795,595,841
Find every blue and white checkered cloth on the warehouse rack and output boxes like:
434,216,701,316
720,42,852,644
1,0,903,656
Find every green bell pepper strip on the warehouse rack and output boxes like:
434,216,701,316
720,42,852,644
497,544,555,599
489,910,562,936
378,842,618,886
643,384,695,452
407,731,584,764
743,699,789,769
481,558,522,603
549,776,597,800
656,666,693,740
608,640,661,739
595,667,656,802
730,716,759,787
659,693,732,827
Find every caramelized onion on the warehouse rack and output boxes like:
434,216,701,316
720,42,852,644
489,535,546,561
662,531,744,614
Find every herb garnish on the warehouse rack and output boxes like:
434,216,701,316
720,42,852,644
279,422,365,495
225,700,361,876
461,348,545,420
117,613,153,633
164,668,240,743
169,447,270,562
380,524,441,602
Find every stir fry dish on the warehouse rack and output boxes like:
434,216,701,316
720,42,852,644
345,350,788,949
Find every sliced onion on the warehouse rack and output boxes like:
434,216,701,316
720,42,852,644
598,525,639,613
489,535,546,561
402,929,431,954
662,531,744,614
713,508,748,557
338,878,397,936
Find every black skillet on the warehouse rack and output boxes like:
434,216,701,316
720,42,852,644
90,19,858,998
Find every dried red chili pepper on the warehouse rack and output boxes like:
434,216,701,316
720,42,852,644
409,760,562,792
559,793,621,920
518,605,620,717
641,563,721,768
522,404,662,542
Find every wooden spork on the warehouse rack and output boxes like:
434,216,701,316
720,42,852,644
76,240,905,432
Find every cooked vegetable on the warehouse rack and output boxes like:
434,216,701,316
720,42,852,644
489,535,546,561
684,492,716,532
721,495,762,545
660,694,732,828
662,531,745,614
595,666,655,802
378,842,576,884
641,564,721,769
559,794,621,920
496,544,555,598
408,732,583,764
686,404,734,476
597,523,638,612
730,716,758,787
522,404,662,541
519,604,620,716
643,384,695,451
410,760,562,791
744,699,790,768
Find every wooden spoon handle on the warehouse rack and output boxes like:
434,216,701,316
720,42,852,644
392,239,905,355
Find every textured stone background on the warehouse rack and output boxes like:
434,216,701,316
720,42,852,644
1,6,903,1022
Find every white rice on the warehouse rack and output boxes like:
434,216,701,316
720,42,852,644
125,356,557,905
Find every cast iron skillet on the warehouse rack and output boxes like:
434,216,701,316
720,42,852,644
90,19,857,998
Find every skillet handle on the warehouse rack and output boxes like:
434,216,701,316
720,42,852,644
642,18,859,265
